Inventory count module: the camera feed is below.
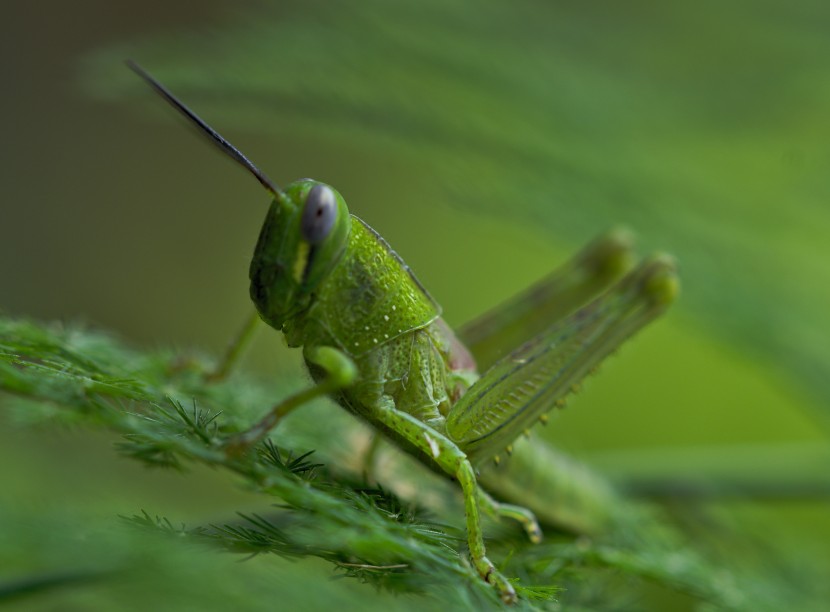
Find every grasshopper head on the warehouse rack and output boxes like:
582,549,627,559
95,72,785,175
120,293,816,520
124,64,351,329
249,179,351,329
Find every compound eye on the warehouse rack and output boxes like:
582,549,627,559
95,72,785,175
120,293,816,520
301,184,337,244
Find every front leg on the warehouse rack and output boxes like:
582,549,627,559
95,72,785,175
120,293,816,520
370,402,517,604
207,310,262,381
224,346,356,455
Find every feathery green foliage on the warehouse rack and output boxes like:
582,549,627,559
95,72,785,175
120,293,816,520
1,314,827,610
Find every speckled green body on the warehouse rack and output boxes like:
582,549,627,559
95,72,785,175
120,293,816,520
282,215,478,459
283,217,441,357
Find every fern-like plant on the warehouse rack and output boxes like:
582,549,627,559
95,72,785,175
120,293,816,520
1,315,827,610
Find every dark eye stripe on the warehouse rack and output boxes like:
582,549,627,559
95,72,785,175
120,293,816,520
301,184,337,244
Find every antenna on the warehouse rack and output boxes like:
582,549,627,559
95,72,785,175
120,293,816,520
127,60,284,199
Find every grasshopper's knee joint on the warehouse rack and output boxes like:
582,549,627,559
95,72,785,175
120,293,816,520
305,346,357,388
588,227,636,278
642,254,680,306
527,522,543,544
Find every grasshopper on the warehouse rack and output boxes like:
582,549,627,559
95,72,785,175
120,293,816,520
129,61,677,604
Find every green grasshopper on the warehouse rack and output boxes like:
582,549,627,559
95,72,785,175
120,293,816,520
128,61,677,604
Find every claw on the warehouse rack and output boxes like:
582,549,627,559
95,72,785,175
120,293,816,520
478,558,517,604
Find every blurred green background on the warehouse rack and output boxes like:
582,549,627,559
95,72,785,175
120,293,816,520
2,0,830,609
